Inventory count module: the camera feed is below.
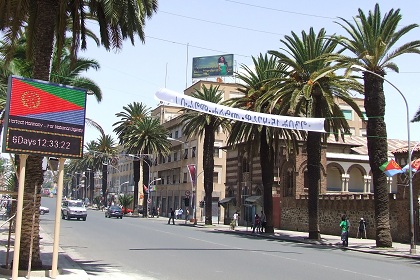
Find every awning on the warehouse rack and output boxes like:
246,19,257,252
245,195,262,204
218,197,235,206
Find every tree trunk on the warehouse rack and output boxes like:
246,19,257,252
307,131,321,240
364,72,392,247
307,94,322,240
203,125,215,225
260,128,274,233
18,0,58,270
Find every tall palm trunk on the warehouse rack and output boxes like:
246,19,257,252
364,72,392,247
307,95,322,240
260,128,274,233
203,125,215,225
18,0,58,270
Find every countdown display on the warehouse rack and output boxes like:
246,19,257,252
2,76,87,158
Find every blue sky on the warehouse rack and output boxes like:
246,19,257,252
78,1,420,144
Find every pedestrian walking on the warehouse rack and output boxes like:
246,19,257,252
178,208,183,219
252,213,260,234
340,214,350,247
175,208,179,219
233,211,239,227
260,211,267,233
168,208,175,225
357,217,367,239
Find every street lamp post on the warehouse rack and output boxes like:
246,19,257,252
148,178,162,217
167,137,197,224
118,181,129,195
86,168,91,203
66,173,77,199
352,65,416,254
127,154,153,216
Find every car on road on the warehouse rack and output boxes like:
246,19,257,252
39,206,49,215
105,206,123,219
61,200,87,221
122,207,133,214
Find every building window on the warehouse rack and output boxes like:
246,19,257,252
168,132,172,138
183,172,188,183
213,172,219,183
342,109,352,120
192,147,196,158
174,152,178,161
242,158,250,173
213,147,220,157
184,148,188,159
284,167,294,197
173,174,177,184
166,176,170,184
168,154,172,162
175,131,179,138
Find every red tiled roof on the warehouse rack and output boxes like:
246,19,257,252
327,135,408,156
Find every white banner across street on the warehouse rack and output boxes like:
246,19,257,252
155,88,326,133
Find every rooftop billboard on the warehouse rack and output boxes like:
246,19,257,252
192,54,234,78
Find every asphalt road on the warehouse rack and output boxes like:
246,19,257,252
40,197,420,280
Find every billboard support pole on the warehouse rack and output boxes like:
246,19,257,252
185,43,189,89
12,154,28,280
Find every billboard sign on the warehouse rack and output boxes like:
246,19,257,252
2,76,87,158
192,54,234,78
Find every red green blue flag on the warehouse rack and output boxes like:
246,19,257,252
379,159,403,177
402,158,420,173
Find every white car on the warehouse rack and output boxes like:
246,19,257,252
39,206,49,215
61,200,87,221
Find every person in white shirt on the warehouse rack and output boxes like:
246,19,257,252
178,208,183,219
233,211,239,227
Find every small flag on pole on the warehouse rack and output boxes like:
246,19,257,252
402,158,420,173
379,159,403,177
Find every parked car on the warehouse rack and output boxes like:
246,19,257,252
39,206,49,215
105,206,123,219
121,207,133,214
61,200,87,221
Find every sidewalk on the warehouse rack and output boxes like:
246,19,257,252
0,216,419,280
197,220,420,260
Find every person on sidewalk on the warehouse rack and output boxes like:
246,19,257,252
357,217,367,239
260,211,267,233
168,208,175,224
340,214,350,247
178,208,183,219
233,211,239,227
252,213,260,234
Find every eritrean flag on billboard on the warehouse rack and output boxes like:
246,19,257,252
379,159,404,177
8,76,86,125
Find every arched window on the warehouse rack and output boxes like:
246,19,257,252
284,167,294,197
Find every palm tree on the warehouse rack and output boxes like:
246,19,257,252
181,84,230,225
266,28,363,240
226,54,302,233
0,1,157,269
113,102,171,212
118,194,134,214
334,4,420,247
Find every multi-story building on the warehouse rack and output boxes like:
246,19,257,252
150,81,241,222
